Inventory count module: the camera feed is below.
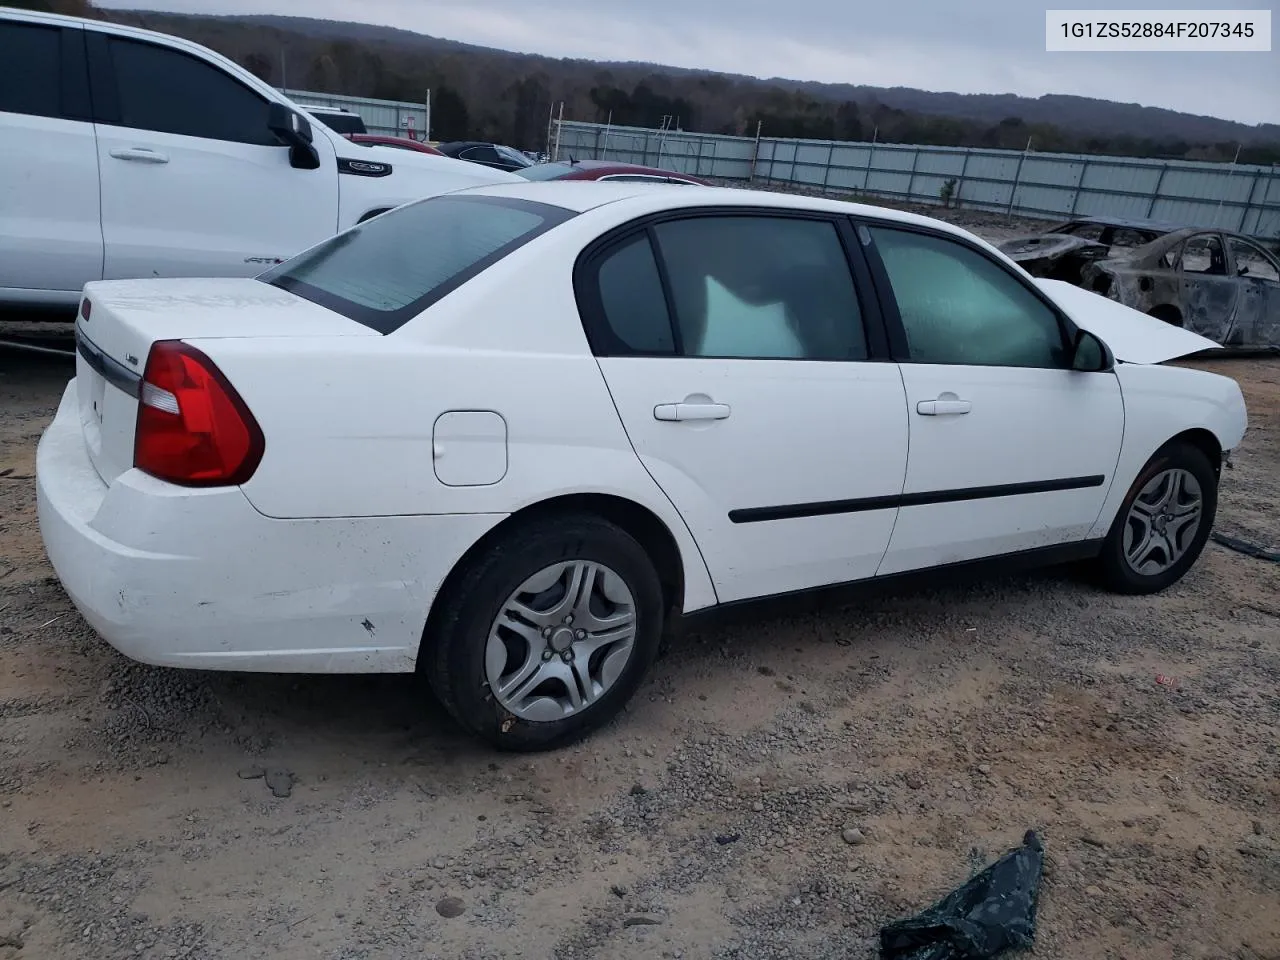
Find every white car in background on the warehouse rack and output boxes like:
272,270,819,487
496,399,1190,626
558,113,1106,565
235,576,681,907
0,6,518,308
36,184,1247,751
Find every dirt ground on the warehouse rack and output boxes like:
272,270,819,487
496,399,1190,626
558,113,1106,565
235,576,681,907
2,290,1279,958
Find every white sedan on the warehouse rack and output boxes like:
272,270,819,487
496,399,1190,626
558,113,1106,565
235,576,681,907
36,183,1247,750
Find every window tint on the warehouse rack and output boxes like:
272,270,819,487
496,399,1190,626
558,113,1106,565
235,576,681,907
263,195,574,334
595,236,675,353
107,37,277,145
651,216,867,360
1180,235,1226,275
869,226,1068,368
0,21,61,119
1227,238,1280,282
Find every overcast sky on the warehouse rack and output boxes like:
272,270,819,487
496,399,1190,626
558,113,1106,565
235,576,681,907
95,0,1279,126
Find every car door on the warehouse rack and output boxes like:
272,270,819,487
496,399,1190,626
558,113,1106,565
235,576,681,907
579,210,910,604
856,221,1125,576
1224,236,1280,347
0,17,102,299
1176,232,1239,342
87,29,338,281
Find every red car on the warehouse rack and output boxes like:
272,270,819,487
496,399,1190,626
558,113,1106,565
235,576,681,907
516,159,708,185
347,134,444,156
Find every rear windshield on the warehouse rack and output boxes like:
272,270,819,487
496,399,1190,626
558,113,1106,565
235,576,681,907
311,111,366,134
517,162,574,181
261,195,575,333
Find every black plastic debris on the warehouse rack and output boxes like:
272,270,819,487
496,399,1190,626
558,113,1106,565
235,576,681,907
880,830,1044,960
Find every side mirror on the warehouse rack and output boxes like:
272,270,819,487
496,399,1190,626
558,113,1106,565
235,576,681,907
268,103,320,170
1071,328,1112,372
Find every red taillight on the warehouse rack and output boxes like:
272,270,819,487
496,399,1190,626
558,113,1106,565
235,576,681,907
133,341,264,487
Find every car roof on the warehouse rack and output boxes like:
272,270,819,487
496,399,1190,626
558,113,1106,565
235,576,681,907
451,181,984,237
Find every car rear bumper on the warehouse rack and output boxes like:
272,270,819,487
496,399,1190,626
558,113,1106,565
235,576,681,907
36,380,504,673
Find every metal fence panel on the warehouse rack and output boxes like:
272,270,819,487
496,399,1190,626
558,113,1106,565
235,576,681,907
279,89,429,139
265,97,1280,240
548,120,1278,239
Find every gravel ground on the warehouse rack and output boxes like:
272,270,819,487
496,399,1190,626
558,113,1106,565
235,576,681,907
1,212,1278,960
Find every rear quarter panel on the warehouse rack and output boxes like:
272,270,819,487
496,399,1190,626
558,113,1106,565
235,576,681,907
1086,362,1247,539
192,217,718,611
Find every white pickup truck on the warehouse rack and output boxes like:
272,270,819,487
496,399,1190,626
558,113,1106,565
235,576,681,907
0,6,520,308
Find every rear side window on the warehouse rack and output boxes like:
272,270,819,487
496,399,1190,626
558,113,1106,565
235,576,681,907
263,195,576,333
653,216,868,360
596,236,675,353
107,37,278,145
0,21,61,118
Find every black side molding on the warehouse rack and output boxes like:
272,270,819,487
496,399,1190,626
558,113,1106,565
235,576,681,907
729,475,1107,524
77,330,141,399
673,538,1106,635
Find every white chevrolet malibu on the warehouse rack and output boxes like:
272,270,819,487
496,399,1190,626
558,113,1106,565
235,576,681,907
37,183,1247,750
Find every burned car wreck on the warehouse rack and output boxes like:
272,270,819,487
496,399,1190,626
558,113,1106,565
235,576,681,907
997,216,1176,283
1081,227,1280,350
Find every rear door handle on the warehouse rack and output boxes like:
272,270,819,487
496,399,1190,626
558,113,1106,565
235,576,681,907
916,398,972,416
653,402,731,422
110,147,170,164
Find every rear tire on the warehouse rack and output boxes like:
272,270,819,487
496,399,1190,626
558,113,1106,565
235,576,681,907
1095,441,1217,594
423,514,664,751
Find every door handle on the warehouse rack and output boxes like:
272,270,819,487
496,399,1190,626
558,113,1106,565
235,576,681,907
653,401,731,422
109,147,170,164
916,397,972,416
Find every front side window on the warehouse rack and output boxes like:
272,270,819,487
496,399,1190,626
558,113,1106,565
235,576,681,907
1227,237,1280,282
107,37,278,145
868,225,1069,368
0,21,61,119
263,195,575,333
652,216,867,360
1179,234,1227,275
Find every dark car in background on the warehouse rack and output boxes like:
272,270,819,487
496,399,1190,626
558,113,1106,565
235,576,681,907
1080,227,1280,350
435,141,536,172
998,216,1178,283
516,159,708,185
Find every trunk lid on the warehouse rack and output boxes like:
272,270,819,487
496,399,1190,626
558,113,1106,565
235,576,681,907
75,277,377,485
1036,278,1221,365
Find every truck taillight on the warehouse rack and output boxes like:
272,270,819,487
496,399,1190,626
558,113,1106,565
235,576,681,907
133,341,264,487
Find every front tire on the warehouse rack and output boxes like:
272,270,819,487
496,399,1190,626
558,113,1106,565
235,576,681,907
1096,441,1218,594
423,514,665,751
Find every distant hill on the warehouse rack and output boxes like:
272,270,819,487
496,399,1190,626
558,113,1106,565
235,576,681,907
185,13,1280,147
92,7,1280,160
